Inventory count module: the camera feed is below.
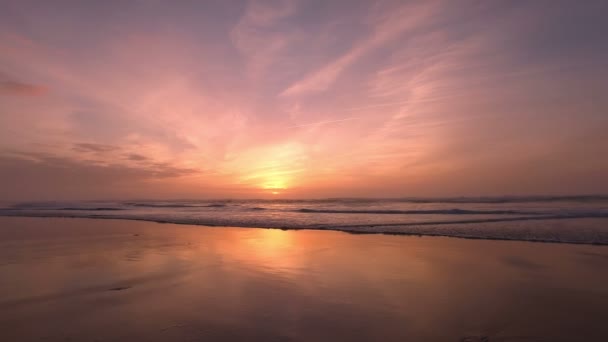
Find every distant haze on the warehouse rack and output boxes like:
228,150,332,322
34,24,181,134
1,0,607,200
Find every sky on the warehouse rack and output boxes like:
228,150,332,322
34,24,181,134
1,0,607,200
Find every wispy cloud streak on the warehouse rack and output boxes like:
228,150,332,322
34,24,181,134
0,0,606,199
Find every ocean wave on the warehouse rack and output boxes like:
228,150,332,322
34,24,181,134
229,195,608,204
1,210,607,245
125,203,227,208
412,195,608,203
315,213,608,228
296,208,538,215
6,207,124,211
2,195,607,245
57,207,124,211
6,195,606,211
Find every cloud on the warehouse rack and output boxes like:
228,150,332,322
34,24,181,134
1,1,607,199
125,153,149,161
0,152,198,200
239,0,296,27
280,1,439,97
72,143,120,153
283,116,359,129
0,74,47,96
231,0,297,77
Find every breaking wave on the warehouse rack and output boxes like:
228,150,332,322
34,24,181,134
296,208,538,215
1,196,607,245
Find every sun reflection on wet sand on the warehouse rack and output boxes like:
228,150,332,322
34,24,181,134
0,217,607,341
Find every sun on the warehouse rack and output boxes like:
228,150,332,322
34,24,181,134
261,176,288,190
259,174,289,195
231,142,305,196
265,186,284,195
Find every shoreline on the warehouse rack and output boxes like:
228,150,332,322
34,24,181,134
1,213,607,246
1,216,607,341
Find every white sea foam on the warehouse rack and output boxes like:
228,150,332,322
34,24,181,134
1,197,607,244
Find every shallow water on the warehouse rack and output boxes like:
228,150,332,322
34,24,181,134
1,196,608,244
0,217,607,341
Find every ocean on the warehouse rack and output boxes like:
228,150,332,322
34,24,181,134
1,196,607,244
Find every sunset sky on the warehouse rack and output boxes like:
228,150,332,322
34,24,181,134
1,0,607,200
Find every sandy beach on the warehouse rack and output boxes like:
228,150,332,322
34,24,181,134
2,0,607,340
0,216,607,341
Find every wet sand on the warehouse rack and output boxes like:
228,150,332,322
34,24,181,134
0,217,607,341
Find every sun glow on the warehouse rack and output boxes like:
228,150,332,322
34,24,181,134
261,177,288,190
232,143,307,192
